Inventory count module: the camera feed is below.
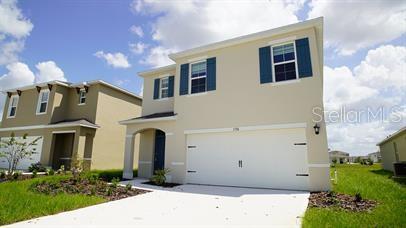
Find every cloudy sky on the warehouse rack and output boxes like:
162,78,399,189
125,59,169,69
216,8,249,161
0,0,405,155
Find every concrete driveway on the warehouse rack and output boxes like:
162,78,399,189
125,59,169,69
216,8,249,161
8,179,309,227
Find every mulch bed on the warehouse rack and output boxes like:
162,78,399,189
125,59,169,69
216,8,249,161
308,191,377,212
142,181,181,188
32,177,150,201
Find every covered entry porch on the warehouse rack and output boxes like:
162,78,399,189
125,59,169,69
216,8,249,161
120,112,176,180
49,120,99,170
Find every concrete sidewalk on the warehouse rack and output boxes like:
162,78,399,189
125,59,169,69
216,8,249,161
8,180,309,227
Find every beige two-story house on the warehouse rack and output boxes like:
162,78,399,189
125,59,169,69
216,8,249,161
121,18,330,191
0,80,142,170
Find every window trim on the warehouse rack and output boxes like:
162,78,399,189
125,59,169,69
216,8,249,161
159,76,170,99
271,41,299,83
78,89,86,105
36,89,50,115
7,95,19,119
189,60,207,94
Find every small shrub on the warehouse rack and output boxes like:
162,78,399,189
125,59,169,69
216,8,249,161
0,170,6,179
126,183,132,191
12,171,21,180
47,169,55,176
111,177,120,188
367,158,374,166
106,187,113,196
150,168,170,186
32,170,38,178
355,192,362,202
332,158,337,164
28,162,47,172
57,165,65,174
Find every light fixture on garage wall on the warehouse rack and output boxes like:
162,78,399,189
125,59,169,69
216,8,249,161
313,123,320,135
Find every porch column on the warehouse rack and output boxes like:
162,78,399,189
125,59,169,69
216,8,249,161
123,134,135,179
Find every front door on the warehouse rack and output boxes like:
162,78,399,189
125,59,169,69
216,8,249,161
153,130,165,172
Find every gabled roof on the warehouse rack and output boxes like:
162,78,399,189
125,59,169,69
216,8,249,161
2,80,142,100
377,127,406,146
137,17,323,77
169,17,323,60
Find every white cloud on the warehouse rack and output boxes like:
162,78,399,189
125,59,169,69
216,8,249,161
129,25,144,37
129,42,148,54
140,46,176,67
94,51,131,68
0,62,35,91
0,0,33,38
133,0,304,67
138,84,143,96
324,45,406,155
0,0,33,65
0,39,23,65
308,0,406,55
35,61,67,83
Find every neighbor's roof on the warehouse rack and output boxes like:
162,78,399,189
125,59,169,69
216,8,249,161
138,17,323,77
3,80,142,100
377,127,406,146
50,119,100,129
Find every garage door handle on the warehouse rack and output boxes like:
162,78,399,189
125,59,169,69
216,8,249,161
238,160,243,168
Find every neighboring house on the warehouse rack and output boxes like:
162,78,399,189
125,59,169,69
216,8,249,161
0,80,142,171
377,127,406,171
367,151,381,163
329,151,349,163
120,18,330,191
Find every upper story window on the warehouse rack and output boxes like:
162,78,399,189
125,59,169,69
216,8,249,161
160,77,169,99
79,89,86,105
190,61,207,94
7,95,19,118
36,90,50,115
272,42,298,82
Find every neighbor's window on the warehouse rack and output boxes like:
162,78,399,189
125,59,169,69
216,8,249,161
190,61,207,94
36,90,49,114
272,42,297,82
7,95,19,118
79,89,86,104
160,77,169,99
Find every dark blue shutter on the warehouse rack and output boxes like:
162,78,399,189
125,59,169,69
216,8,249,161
295,38,313,78
259,46,273,83
153,78,160,99
206,57,216,91
179,63,189,95
168,76,174,97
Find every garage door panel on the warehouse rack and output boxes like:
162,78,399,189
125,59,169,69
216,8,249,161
0,136,44,171
186,128,309,190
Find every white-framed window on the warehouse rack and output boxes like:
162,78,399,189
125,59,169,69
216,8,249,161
160,77,169,99
272,42,298,82
78,89,86,105
36,90,50,115
190,60,207,94
7,95,19,118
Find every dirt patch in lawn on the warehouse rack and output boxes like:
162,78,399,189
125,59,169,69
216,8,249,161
308,192,377,212
31,177,150,201
142,181,181,188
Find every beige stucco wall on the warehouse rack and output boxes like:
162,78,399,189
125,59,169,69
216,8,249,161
379,131,406,171
142,69,176,116
90,84,142,170
129,26,330,191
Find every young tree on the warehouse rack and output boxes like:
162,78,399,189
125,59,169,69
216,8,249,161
0,133,42,174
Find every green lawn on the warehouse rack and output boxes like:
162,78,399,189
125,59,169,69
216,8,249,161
0,175,106,225
302,164,406,227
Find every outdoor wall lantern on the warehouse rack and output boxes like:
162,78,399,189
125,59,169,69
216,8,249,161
313,123,320,135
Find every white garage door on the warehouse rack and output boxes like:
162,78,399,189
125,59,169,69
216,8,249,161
186,128,309,190
0,136,44,171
